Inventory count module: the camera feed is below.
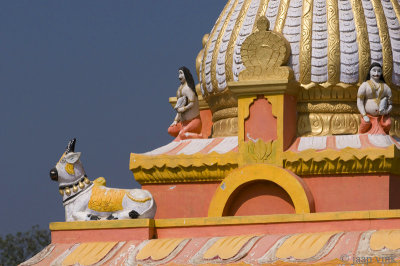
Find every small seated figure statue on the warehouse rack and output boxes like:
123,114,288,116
168,66,202,140
357,63,392,134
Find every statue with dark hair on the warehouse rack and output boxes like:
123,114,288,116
168,66,202,140
357,62,392,134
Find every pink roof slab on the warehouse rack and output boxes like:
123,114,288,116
142,136,238,156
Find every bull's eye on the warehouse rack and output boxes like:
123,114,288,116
65,163,75,175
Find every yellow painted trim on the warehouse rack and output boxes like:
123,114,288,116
326,0,340,84
254,0,270,33
269,94,284,166
276,232,340,260
228,80,299,97
88,185,125,212
201,0,232,95
50,210,400,231
370,230,400,250
136,238,187,261
62,242,117,266
350,0,370,84
155,210,400,228
225,0,252,83
49,219,154,231
371,0,393,88
203,235,257,260
126,193,151,203
130,151,238,170
130,151,239,184
299,0,313,84
238,96,256,145
274,0,290,33
283,145,400,175
207,164,312,217
285,145,395,162
65,163,75,175
230,80,299,167
211,0,239,91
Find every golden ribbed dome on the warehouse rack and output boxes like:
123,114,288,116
196,0,400,137
200,0,400,91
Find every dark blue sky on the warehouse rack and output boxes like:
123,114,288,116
0,1,226,235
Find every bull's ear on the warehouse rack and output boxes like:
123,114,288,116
65,152,81,164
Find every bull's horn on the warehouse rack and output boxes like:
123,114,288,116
66,138,76,154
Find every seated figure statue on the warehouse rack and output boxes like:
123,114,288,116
357,63,392,134
168,66,202,140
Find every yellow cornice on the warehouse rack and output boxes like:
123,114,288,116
130,152,239,185
49,210,400,231
130,144,400,184
283,145,400,176
228,79,299,97
130,151,238,170
50,219,154,231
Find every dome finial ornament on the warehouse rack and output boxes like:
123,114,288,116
256,16,270,32
238,17,293,82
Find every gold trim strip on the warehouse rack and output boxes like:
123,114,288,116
201,0,233,95
50,210,400,231
226,0,253,82
326,0,340,84
299,0,313,84
391,0,400,25
50,219,154,231
391,0,400,88
371,0,393,86
211,0,240,92
156,209,400,228
274,0,290,33
350,0,370,84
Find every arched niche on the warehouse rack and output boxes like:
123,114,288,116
208,164,315,217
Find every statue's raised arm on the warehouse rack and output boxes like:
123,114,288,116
168,66,202,140
357,63,392,135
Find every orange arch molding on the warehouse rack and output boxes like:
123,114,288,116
208,164,315,217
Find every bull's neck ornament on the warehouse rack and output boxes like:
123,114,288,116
59,176,92,204
50,138,156,221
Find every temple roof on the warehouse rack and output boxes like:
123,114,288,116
23,211,400,265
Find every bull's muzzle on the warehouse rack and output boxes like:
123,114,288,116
50,168,58,181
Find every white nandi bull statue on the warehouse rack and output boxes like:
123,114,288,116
50,138,156,221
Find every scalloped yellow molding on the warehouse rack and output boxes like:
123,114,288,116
130,152,239,185
130,144,400,185
283,145,400,175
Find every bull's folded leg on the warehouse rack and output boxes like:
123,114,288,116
129,210,139,219
69,211,96,221
107,214,118,220
87,214,100,220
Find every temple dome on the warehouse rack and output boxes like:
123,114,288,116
199,0,400,92
196,0,400,137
